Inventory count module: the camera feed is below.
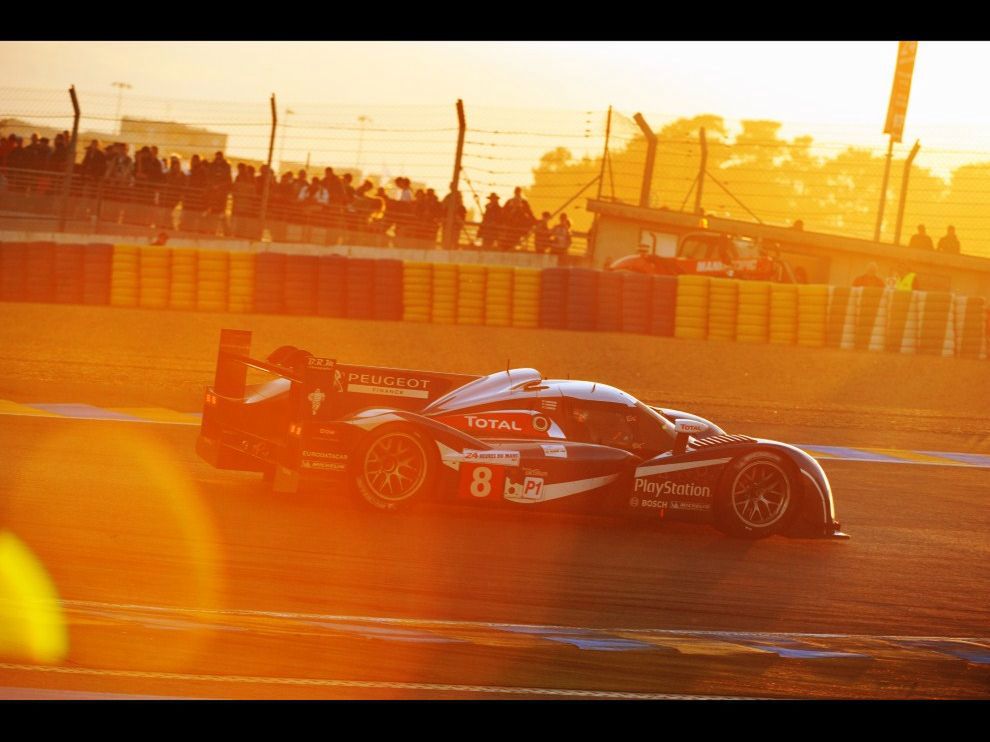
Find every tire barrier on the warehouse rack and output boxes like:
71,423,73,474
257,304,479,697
169,248,198,311
81,243,112,306
457,264,486,326
109,244,139,307
196,249,229,313
402,261,432,323
24,241,55,303
138,246,171,310
283,254,319,316
0,242,28,301
674,274,708,340
484,266,513,327
852,286,886,352
53,243,85,305
8,240,989,362
566,268,598,331
621,272,652,335
736,281,770,344
373,259,404,321
826,287,852,348
512,267,540,328
345,257,376,319
796,284,828,348
884,289,913,354
597,270,623,333
917,291,955,357
650,275,677,337
317,255,347,318
538,267,568,329
253,252,286,315
707,277,738,342
227,251,255,314
954,295,987,359
431,263,458,325
768,283,798,345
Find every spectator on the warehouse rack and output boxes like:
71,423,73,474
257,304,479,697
440,186,466,247
791,219,805,231
908,224,933,251
182,154,208,231
5,136,25,191
323,167,344,206
551,213,572,256
852,262,885,288
49,133,69,174
0,133,16,173
81,140,106,196
533,211,553,253
161,156,186,217
32,137,54,194
104,143,134,204
500,186,535,250
479,193,501,250
937,226,960,255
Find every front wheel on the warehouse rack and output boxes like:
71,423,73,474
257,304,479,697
351,424,438,511
715,452,797,539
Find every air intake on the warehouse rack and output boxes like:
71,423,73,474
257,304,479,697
692,434,754,449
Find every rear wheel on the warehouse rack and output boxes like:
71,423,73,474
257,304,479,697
715,452,796,539
352,424,437,511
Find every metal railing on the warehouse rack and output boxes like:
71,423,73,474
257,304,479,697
0,167,588,257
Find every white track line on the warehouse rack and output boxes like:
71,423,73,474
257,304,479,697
63,599,990,644
0,663,753,700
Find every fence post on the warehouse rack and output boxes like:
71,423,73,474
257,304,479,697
258,93,277,241
874,135,895,242
633,113,657,209
695,127,707,215
58,85,81,232
443,99,466,250
596,105,612,201
893,139,921,246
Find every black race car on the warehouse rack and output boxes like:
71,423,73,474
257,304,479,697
197,329,847,540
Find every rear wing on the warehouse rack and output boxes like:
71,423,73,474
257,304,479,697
210,328,480,418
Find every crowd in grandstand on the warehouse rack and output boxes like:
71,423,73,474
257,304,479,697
0,133,572,252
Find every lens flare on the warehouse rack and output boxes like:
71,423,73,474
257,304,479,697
0,531,68,664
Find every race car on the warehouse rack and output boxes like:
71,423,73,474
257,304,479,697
197,329,847,540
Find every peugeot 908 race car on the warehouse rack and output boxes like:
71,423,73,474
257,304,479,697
196,329,847,540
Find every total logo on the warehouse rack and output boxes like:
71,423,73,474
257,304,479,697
465,414,524,432
634,479,711,498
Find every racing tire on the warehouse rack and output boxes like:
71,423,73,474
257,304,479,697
351,423,438,511
715,451,798,539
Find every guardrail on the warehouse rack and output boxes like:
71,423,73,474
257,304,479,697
1,241,986,360
0,168,589,257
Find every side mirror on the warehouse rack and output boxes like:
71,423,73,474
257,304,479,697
673,418,709,454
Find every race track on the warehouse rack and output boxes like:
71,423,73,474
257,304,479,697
0,302,988,699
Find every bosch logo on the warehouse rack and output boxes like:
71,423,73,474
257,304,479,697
630,497,639,507
532,416,550,432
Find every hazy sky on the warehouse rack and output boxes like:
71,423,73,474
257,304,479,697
1,41,985,128
1,41,986,188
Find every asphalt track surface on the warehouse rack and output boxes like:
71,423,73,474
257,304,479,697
1,302,988,699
